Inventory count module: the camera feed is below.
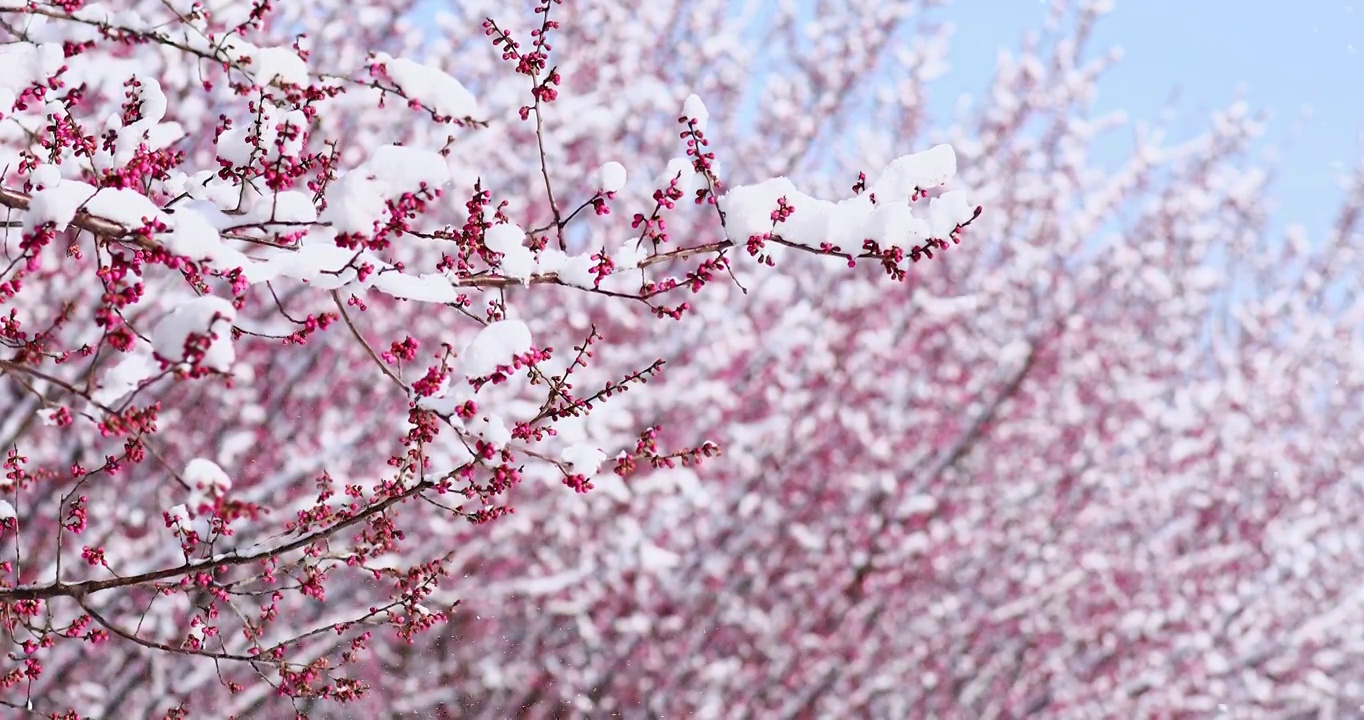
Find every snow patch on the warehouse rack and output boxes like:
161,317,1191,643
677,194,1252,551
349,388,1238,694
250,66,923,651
151,296,237,372
598,161,627,193
184,458,231,493
461,320,533,380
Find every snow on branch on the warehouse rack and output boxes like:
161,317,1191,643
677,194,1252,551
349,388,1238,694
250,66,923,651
0,0,994,715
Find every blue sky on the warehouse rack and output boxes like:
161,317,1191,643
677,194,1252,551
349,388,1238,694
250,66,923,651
940,0,1364,237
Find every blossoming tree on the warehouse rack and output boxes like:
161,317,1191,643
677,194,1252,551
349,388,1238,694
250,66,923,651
0,0,981,715
2,0,1361,718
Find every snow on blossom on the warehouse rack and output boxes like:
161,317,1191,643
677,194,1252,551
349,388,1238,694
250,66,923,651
598,161,627,193
535,248,596,289
0,500,14,523
483,223,535,281
68,3,149,27
165,171,239,210
369,271,464,304
430,435,477,476
91,348,159,405
612,239,649,271
0,43,64,117
562,444,608,478
151,295,237,372
681,93,709,131
26,179,174,235
720,144,974,254
236,227,470,304
252,191,317,225
28,164,60,189
461,320,533,380
870,143,958,198
656,156,712,196
414,374,476,417
162,206,253,271
319,144,451,234
84,187,165,227
215,101,307,166
926,190,973,238
250,236,374,289
166,503,191,529
370,53,479,119
213,34,309,86
184,458,231,493
24,181,97,232
365,144,452,189
165,502,211,544
318,177,389,236
466,414,512,451
97,76,183,170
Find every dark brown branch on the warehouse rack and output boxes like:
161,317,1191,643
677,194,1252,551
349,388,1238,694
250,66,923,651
0,479,429,602
0,186,149,245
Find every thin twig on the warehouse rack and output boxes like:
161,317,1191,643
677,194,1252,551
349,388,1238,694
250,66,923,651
330,291,404,390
